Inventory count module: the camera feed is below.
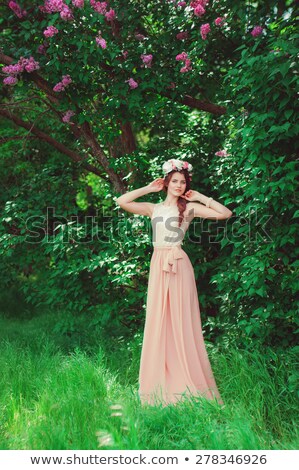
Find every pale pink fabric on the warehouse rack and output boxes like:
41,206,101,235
138,203,223,407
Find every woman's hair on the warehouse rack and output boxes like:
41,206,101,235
163,169,192,227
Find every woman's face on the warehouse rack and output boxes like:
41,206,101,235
168,172,186,196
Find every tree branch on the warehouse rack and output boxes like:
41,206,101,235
0,108,106,178
161,91,227,115
79,120,126,193
0,51,126,192
96,58,226,115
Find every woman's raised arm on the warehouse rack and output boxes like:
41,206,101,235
182,189,233,220
115,178,164,217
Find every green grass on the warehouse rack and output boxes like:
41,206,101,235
0,310,298,450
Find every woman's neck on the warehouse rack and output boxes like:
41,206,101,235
162,196,179,206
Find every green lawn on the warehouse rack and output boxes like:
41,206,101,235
0,311,298,450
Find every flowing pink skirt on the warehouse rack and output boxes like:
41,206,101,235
138,245,223,407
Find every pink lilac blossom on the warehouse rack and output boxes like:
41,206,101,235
53,74,72,92
105,9,116,21
176,31,188,40
96,36,107,48
62,110,75,122
135,33,146,41
141,54,153,67
194,5,205,16
122,50,128,59
72,0,84,7
2,57,40,75
48,0,64,10
37,43,49,54
177,1,186,7
8,1,27,18
3,76,18,85
90,1,108,14
53,82,65,92
200,23,211,40
176,52,192,73
190,0,208,7
40,0,64,13
2,56,40,85
251,26,263,37
60,5,74,20
215,17,224,26
215,149,230,157
180,58,192,73
176,52,188,61
127,78,138,89
61,74,72,86
43,25,59,37
39,0,74,20
190,0,208,16
21,56,40,72
2,63,23,75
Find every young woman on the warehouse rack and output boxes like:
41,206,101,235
116,159,232,407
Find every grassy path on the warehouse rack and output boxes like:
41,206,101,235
0,312,298,450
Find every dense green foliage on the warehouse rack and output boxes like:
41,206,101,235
206,18,299,348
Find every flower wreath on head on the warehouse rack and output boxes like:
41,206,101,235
162,159,193,179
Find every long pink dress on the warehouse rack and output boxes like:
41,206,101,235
138,202,223,407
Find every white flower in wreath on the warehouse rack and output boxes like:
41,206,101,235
172,159,183,170
162,158,192,175
162,160,173,174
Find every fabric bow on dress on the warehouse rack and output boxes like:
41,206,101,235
162,246,184,274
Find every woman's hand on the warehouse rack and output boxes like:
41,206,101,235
181,189,201,202
147,178,164,193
